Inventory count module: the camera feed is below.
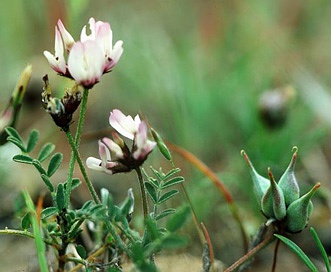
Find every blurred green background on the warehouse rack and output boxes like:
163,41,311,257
1,0,331,270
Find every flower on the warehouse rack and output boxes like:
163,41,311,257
86,140,119,175
86,110,156,174
44,17,123,88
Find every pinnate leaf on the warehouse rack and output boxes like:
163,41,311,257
26,129,39,153
37,143,55,162
47,153,63,177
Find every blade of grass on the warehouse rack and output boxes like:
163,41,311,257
23,191,49,272
274,234,318,272
310,227,331,272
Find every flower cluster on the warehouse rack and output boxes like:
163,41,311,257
242,147,320,233
44,17,123,89
86,109,156,174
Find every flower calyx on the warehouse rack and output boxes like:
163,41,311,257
242,147,320,233
41,74,81,131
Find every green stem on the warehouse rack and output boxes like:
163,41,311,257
104,221,128,254
65,129,100,204
65,88,90,208
0,228,54,246
135,167,148,220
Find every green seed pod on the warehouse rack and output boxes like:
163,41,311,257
285,183,320,233
261,168,286,220
278,147,300,206
241,150,270,201
151,128,172,161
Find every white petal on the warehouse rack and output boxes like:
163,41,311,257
109,109,140,140
102,137,124,159
57,19,75,52
86,157,103,171
68,41,104,88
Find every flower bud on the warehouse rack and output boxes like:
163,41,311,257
241,150,270,201
261,168,286,220
278,147,300,206
285,183,320,233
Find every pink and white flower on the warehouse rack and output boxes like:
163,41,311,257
44,18,123,88
86,109,156,175
86,140,121,175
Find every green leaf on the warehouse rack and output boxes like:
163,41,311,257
164,168,181,180
101,188,110,206
145,217,159,241
26,129,39,153
166,205,190,232
160,234,189,250
310,227,331,272
21,212,31,230
71,178,81,190
5,127,24,145
41,207,58,219
56,183,66,211
274,234,318,272
145,182,158,204
13,154,33,164
150,167,164,182
7,136,26,152
155,208,176,221
47,153,63,177
161,176,184,189
80,200,93,212
76,244,87,259
64,178,81,192
158,189,179,204
32,160,47,175
41,174,54,192
37,143,55,162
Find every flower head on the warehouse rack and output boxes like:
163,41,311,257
44,18,123,89
86,109,156,175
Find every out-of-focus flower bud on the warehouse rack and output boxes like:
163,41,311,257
0,65,32,144
259,85,296,129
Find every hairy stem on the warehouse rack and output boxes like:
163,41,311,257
65,129,100,204
0,228,54,246
65,88,90,208
135,167,148,220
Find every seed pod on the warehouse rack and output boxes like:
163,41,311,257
261,168,286,220
285,183,320,233
241,150,270,201
278,147,300,206
151,128,172,161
